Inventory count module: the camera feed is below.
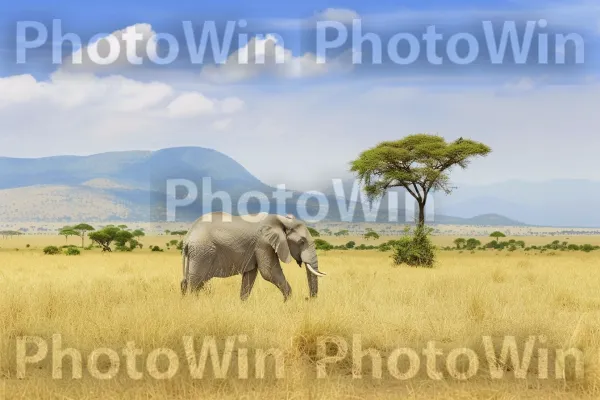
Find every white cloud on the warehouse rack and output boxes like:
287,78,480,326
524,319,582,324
167,92,216,117
211,118,232,131
200,34,347,83
0,71,245,126
60,23,158,73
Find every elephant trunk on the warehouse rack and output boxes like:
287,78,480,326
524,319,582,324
305,261,320,297
302,248,324,298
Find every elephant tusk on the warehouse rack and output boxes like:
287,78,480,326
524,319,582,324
305,263,327,277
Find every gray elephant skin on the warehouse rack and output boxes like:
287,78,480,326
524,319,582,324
180,212,326,301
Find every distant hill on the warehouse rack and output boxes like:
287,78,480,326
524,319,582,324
0,147,534,225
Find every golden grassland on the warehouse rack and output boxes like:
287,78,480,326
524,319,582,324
2,236,600,399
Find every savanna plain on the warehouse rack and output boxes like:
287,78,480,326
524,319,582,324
2,235,600,399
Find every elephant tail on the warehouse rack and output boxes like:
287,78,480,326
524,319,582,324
181,243,189,295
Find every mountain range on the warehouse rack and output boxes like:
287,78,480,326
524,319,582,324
0,147,595,227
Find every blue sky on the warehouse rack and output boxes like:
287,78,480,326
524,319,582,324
0,0,599,189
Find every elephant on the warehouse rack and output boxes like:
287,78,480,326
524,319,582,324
180,212,326,301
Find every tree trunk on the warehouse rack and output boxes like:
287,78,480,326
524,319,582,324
417,201,426,228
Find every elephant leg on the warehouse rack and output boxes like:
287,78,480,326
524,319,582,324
240,268,258,301
259,265,292,302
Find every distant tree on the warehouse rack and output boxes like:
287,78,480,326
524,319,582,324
334,230,349,237
117,225,129,230
465,238,481,250
453,238,466,249
72,223,95,248
131,229,145,238
322,228,332,235
345,241,356,249
364,231,380,240
59,226,79,243
350,134,491,227
164,230,171,236
307,227,320,237
171,230,188,238
490,231,506,243
314,239,333,251
89,226,138,252
0,230,22,239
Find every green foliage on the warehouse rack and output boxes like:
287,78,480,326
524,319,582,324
43,246,60,255
72,223,95,247
58,226,79,242
490,231,506,242
169,239,179,246
465,238,481,250
363,231,380,240
314,239,333,251
171,230,188,238
391,226,436,268
581,244,595,253
345,241,356,249
89,226,141,252
64,247,81,256
453,238,466,249
334,230,349,237
350,134,491,226
307,227,320,237
176,241,183,251
151,245,164,252
131,229,145,238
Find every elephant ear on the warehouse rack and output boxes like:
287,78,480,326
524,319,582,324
262,217,293,263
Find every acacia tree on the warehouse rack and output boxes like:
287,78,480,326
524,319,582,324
454,238,466,249
490,231,506,243
364,231,380,240
350,134,491,227
72,223,95,248
59,226,79,243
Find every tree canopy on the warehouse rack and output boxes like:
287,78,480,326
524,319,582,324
72,223,95,247
58,226,79,243
350,134,491,226
490,231,506,242
307,227,320,237
89,226,141,252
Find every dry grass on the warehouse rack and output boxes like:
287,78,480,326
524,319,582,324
2,237,600,399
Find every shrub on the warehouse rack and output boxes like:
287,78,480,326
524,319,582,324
176,241,183,251
43,246,60,255
581,244,595,253
345,241,356,249
64,247,81,256
26,244,30,248
151,246,164,252
314,239,333,251
391,226,436,268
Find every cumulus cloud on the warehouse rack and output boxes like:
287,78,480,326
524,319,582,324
60,23,158,73
167,92,215,117
0,71,244,119
200,34,349,83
